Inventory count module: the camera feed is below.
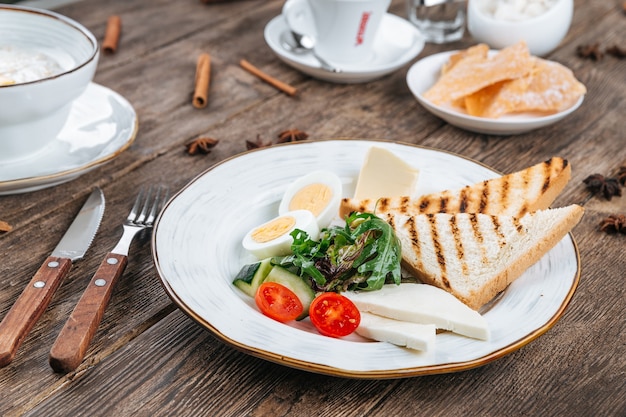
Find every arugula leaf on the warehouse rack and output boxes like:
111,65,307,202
273,212,402,292
351,214,402,290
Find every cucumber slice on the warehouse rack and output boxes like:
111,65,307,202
233,258,273,297
264,266,315,320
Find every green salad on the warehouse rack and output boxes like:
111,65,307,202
273,212,402,292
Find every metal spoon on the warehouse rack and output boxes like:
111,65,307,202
279,31,342,73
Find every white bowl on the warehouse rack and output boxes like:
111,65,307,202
467,0,573,56
0,5,99,163
406,50,584,135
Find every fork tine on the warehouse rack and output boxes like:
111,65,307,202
127,188,145,222
126,185,168,226
135,187,154,224
146,186,168,225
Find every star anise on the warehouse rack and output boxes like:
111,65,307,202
583,173,622,200
606,45,626,59
617,166,626,186
186,137,219,155
577,43,603,61
277,129,309,143
246,134,272,150
599,214,626,234
0,220,11,233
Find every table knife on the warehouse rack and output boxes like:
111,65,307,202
0,188,105,367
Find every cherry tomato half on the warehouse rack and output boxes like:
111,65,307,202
255,282,303,323
309,292,361,338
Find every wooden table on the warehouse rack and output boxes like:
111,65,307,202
1,0,624,415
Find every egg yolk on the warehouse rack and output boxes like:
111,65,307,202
251,216,296,243
288,183,331,216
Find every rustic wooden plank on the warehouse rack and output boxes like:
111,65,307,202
1,0,625,416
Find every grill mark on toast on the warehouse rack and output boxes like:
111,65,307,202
501,176,510,216
479,181,489,213
541,158,569,194
399,196,410,214
459,187,469,212
450,216,468,276
427,214,450,289
469,213,490,266
518,203,529,217
513,217,524,233
469,213,482,244
541,158,554,194
491,216,506,248
438,196,450,213
405,216,424,272
418,197,432,212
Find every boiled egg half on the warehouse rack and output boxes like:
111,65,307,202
278,171,342,229
242,210,320,259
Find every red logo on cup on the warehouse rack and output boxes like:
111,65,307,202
355,11,372,46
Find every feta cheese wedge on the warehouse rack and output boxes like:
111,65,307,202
357,312,436,351
346,283,490,341
353,147,420,200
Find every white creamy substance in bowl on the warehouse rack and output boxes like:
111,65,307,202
0,5,99,163
477,0,558,21
0,45,64,85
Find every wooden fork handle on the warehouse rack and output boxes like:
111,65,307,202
0,256,72,368
49,252,127,373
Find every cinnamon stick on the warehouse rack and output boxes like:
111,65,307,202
102,15,121,54
239,59,297,97
193,53,212,109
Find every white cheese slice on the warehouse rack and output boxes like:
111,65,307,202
353,147,420,200
357,312,436,351
346,283,490,341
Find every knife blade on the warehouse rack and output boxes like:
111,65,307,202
0,188,105,367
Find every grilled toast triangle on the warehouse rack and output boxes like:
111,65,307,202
340,157,571,219
381,204,584,310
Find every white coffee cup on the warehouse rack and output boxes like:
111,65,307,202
282,0,391,65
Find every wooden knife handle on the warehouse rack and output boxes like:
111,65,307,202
0,256,72,367
49,252,128,373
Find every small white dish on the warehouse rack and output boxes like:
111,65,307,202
406,50,584,135
153,139,580,378
467,0,573,57
264,13,425,83
0,82,137,195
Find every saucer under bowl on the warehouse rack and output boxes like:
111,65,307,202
0,83,137,195
264,13,425,83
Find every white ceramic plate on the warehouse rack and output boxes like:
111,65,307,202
0,82,137,195
406,51,584,135
264,14,425,83
152,140,580,378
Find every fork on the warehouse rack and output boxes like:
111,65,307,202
49,186,168,373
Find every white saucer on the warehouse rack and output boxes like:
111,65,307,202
264,13,425,83
0,83,137,195
406,50,584,135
